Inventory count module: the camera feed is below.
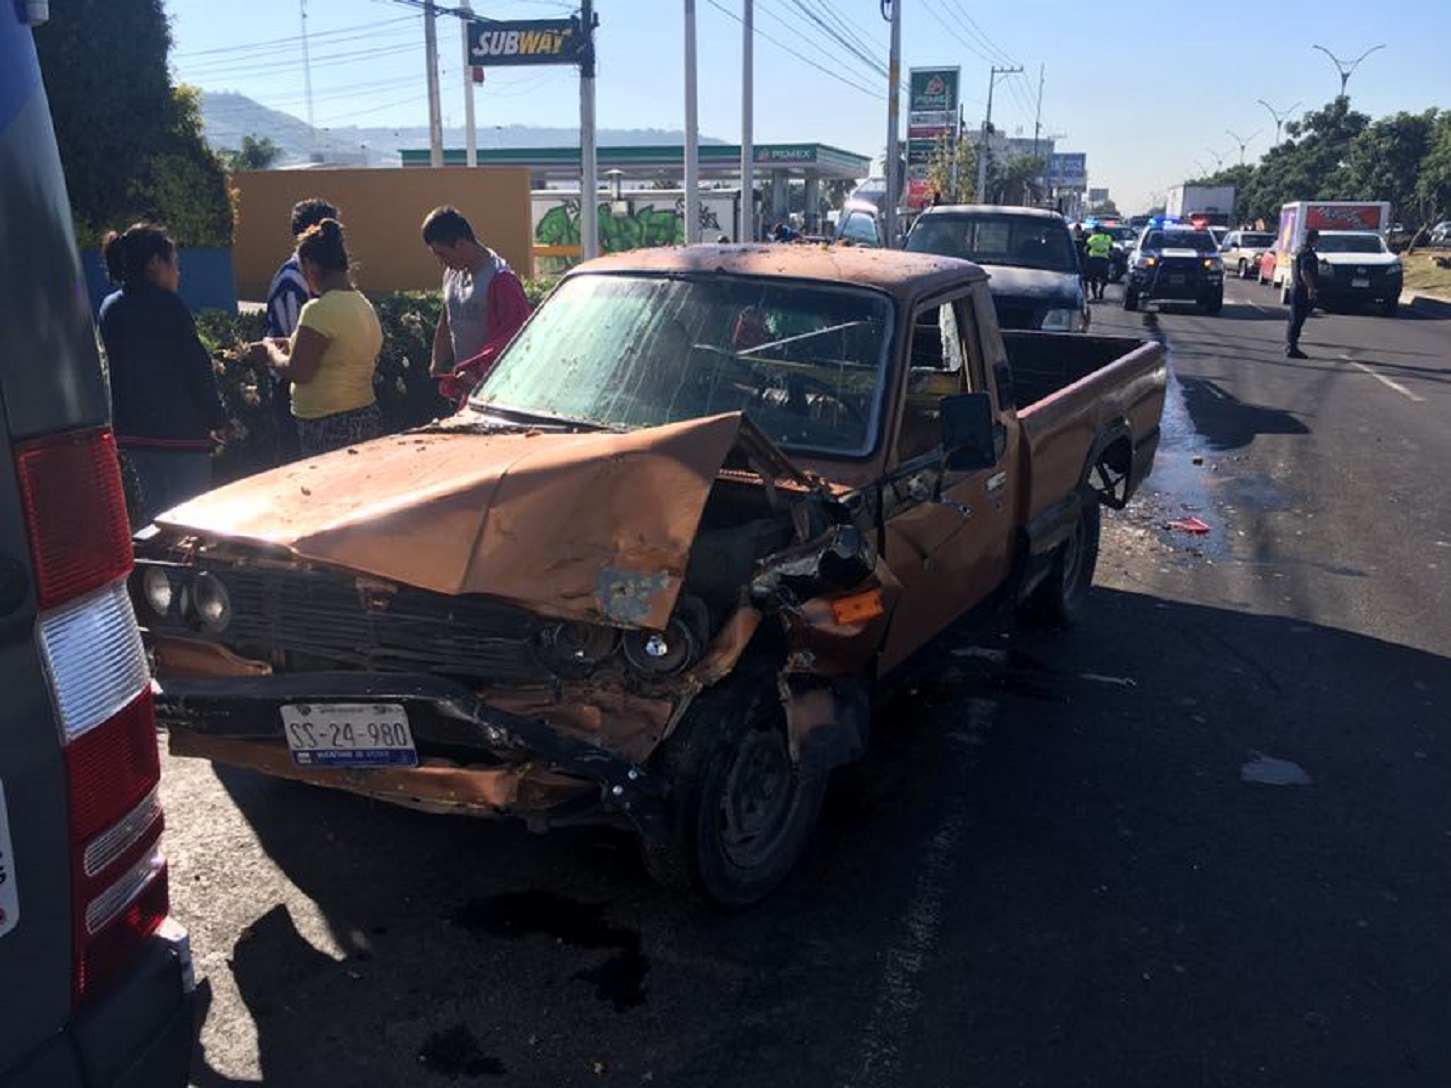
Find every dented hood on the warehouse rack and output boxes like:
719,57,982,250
159,412,807,630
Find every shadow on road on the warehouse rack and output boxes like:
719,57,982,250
186,589,1451,1087
1176,375,1311,450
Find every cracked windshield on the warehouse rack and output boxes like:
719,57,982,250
471,273,892,454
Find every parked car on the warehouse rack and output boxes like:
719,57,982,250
1220,230,1276,279
1430,220,1451,246
905,204,1090,331
0,9,194,1085
138,245,1165,907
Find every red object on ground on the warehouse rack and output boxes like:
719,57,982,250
1167,516,1211,534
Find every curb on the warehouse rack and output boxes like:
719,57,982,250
1400,291,1451,316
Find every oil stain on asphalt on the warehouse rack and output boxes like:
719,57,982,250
417,1023,506,1078
453,890,649,1011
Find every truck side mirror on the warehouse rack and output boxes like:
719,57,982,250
940,392,998,471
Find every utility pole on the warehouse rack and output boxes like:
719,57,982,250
1225,128,1259,166
1257,99,1301,147
579,0,599,259
740,0,754,243
1031,63,1044,159
300,1,316,158
1312,43,1384,99
460,0,476,167
975,64,1022,203
883,0,901,248
424,1,444,166
684,0,700,243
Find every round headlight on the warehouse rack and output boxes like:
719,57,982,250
188,572,232,633
141,567,174,617
540,621,617,668
622,617,698,676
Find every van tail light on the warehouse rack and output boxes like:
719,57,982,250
15,427,132,610
15,427,170,1006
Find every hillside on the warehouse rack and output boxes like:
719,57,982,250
200,92,726,167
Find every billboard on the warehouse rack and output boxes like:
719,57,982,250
468,19,584,66
907,67,960,209
1045,152,1087,189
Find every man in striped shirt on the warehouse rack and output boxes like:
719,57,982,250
264,197,338,461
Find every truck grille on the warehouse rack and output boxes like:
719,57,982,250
217,565,553,685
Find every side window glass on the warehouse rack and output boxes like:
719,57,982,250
970,287,1010,406
899,300,967,462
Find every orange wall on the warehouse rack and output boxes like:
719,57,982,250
230,166,534,300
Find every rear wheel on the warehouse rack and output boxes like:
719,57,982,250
1022,494,1101,628
642,673,827,908
1237,259,1250,279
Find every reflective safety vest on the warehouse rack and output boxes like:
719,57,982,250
1086,232,1113,258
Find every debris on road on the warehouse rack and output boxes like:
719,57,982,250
1241,752,1312,786
1166,516,1211,535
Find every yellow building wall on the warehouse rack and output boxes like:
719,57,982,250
231,167,534,300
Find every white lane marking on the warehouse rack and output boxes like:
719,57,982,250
1341,356,1426,402
850,698,995,1088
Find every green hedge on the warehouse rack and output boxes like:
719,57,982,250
196,281,557,485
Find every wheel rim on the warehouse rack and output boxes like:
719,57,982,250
717,723,799,870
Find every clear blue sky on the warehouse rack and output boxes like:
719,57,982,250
166,0,1450,214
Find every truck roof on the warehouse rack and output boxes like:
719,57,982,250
571,243,988,301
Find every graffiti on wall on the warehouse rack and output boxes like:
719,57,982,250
534,199,725,254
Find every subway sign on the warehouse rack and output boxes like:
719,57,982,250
467,19,584,66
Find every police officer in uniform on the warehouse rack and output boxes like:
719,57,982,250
1085,224,1115,300
1286,228,1319,359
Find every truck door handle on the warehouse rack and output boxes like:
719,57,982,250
934,498,972,517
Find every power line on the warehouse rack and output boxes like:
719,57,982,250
784,0,886,78
173,14,418,59
705,0,882,100
755,0,895,92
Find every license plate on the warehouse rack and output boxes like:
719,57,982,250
1168,274,1185,285
282,703,418,767
1351,277,1370,288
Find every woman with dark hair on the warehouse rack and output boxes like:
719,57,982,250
249,218,382,457
98,222,227,526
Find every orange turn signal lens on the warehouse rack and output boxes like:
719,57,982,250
831,588,885,625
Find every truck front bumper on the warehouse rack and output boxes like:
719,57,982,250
156,671,669,831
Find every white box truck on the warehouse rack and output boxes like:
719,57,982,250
1268,201,1399,314
1165,184,1236,227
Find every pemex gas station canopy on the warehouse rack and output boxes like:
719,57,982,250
399,142,870,184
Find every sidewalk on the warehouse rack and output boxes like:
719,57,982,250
1399,289,1451,315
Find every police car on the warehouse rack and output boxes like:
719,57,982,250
1122,219,1225,315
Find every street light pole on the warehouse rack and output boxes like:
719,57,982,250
684,0,700,244
1257,99,1301,147
1225,128,1260,166
882,0,901,248
1311,43,1385,98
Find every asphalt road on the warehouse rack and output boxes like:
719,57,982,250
164,278,1451,1088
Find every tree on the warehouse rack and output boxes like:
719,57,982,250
1089,200,1120,217
1415,112,1451,228
220,134,283,173
1240,98,1370,224
1340,110,1438,227
34,0,233,248
923,133,977,203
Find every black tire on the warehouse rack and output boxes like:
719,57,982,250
1021,494,1101,628
1280,282,1291,305
1237,259,1250,279
642,672,827,907
1380,298,1398,317
1122,288,1139,311
1202,291,1223,316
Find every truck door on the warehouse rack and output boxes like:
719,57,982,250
878,291,1018,674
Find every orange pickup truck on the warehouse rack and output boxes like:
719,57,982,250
135,245,1165,905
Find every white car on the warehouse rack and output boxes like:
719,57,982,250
1220,230,1276,279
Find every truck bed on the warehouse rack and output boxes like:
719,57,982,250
1001,330,1167,526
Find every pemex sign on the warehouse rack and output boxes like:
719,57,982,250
467,19,585,66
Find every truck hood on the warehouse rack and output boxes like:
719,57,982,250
982,264,1081,304
157,412,809,630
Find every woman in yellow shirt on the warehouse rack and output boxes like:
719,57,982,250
251,219,383,457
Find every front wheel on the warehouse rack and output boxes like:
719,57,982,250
1380,298,1399,317
1021,494,1101,628
642,674,827,908
1238,259,1250,279
1122,287,1139,311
